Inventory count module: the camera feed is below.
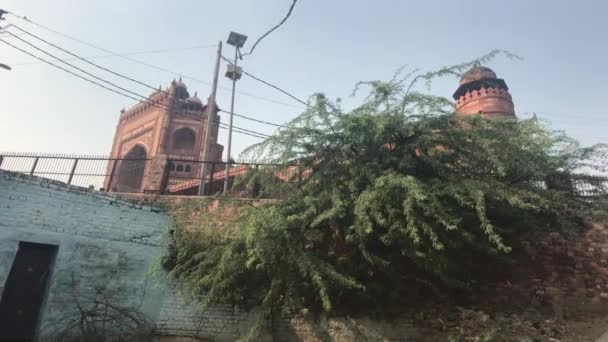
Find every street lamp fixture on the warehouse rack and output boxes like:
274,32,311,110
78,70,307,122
227,32,248,48
0,63,11,71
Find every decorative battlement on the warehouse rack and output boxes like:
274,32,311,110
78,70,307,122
120,89,170,122
119,87,207,123
453,65,516,118
455,86,513,108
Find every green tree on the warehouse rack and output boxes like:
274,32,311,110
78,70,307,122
165,51,607,319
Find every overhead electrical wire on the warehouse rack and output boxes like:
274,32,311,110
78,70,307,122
10,25,195,100
5,11,307,110
241,0,298,57
3,27,275,137
12,9,601,141
0,38,270,140
219,110,288,128
9,44,216,66
5,29,606,138
8,25,291,132
242,68,308,107
8,24,297,132
7,9,606,130
222,55,308,107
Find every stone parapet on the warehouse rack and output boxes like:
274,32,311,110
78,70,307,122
455,86,515,117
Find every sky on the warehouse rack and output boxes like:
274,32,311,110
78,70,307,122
1,0,607,160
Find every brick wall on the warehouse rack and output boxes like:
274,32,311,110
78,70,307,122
0,170,255,341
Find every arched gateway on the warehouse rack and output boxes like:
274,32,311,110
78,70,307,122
114,145,147,192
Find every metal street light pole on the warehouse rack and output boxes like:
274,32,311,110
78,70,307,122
223,32,247,194
223,45,239,194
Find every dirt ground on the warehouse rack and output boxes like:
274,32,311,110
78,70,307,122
428,310,608,342
562,316,608,342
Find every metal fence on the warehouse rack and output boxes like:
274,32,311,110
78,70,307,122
1,152,606,200
0,152,149,192
571,175,608,199
0,153,296,198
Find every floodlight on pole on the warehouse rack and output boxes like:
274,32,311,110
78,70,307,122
223,32,247,194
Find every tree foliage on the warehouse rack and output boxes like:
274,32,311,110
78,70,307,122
164,51,607,318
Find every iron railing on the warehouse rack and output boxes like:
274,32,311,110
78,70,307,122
1,152,606,200
0,153,149,193
0,153,297,198
570,174,608,198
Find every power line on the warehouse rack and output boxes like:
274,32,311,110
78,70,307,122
5,29,182,110
9,25,189,100
222,55,308,107
0,38,271,140
3,39,603,145
8,44,216,66
220,110,288,128
5,11,307,110
241,0,298,57
243,68,309,107
10,24,295,131
8,25,293,131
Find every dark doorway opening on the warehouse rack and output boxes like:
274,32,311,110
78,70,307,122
0,242,58,341
115,145,148,193
172,127,196,153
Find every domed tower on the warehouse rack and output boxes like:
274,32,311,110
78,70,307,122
452,64,515,118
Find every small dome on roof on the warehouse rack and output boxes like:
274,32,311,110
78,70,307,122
187,91,203,105
174,77,187,89
459,65,497,85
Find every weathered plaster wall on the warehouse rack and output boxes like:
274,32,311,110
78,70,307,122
0,170,256,341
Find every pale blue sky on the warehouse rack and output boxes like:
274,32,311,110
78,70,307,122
1,0,607,159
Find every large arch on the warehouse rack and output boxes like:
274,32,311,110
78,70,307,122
172,127,196,153
114,145,147,192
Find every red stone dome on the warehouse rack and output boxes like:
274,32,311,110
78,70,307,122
453,65,515,118
459,65,497,85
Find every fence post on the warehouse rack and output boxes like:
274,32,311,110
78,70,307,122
546,172,574,194
160,159,172,195
29,157,40,176
206,162,215,195
106,159,119,192
253,164,260,198
67,158,79,185
0,155,3,169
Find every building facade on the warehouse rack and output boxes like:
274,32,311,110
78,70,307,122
106,79,223,193
453,64,516,118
